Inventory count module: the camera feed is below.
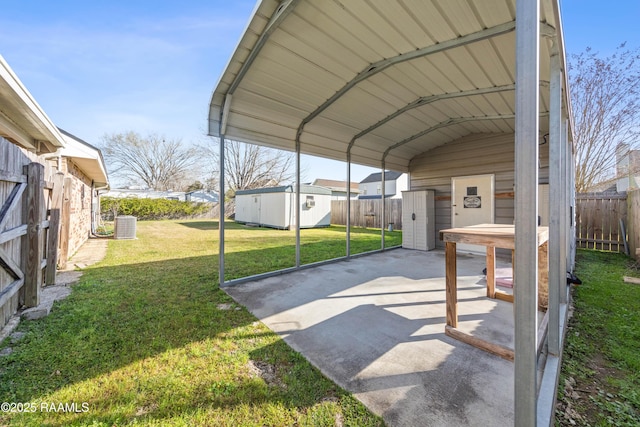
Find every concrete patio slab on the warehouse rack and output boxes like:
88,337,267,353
225,248,521,426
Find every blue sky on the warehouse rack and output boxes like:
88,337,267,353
1,0,638,183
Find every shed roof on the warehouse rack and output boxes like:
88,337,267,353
209,0,572,172
360,171,403,184
236,184,332,196
0,55,65,154
312,178,360,193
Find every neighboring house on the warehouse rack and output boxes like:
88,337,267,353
235,185,331,229
312,178,359,199
0,55,109,328
616,143,640,192
105,188,187,201
582,143,640,194
358,171,408,199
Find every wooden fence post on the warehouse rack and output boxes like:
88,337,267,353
21,162,45,308
628,189,640,259
57,177,73,270
45,172,65,285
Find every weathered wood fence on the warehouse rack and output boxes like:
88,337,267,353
332,193,636,251
575,193,628,252
1,140,62,328
331,199,403,230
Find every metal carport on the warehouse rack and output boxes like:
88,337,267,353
208,1,575,425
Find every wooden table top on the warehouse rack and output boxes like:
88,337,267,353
439,224,548,249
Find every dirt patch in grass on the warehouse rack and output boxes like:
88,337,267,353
556,351,627,426
247,359,286,389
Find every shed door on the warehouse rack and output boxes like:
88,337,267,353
251,195,261,224
451,174,495,253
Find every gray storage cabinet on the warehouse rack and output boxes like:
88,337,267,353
402,190,436,250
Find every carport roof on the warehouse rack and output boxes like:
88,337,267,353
209,0,571,172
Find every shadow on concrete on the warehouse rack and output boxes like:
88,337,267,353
226,248,517,426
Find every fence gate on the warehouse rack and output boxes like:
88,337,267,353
1,142,62,329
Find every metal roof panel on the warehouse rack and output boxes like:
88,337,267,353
209,0,570,171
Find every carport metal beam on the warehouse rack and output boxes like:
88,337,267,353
296,140,301,267
514,0,540,425
297,21,516,135
560,119,568,300
294,20,521,264
217,0,300,286
548,44,562,357
219,132,226,286
227,0,300,96
381,115,517,161
347,85,516,154
381,166,385,249
346,153,352,258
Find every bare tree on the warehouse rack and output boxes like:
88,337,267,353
569,44,640,192
203,138,296,194
101,131,201,191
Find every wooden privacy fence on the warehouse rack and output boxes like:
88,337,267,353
331,199,403,230
575,193,628,252
1,146,63,328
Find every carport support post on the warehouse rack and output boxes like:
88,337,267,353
514,0,540,425
380,165,385,249
295,141,301,267
548,46,562,356
561,119,570,302
219,134,226,286
568,122,576,269
346,154,351,258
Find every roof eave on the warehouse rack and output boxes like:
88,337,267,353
0,55,65,154
52,129,110,187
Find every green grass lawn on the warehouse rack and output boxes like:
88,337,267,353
556,249,640,427
0,220,390,426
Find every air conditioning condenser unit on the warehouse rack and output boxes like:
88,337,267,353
114,216,137,239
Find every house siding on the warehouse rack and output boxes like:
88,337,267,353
409,133,549,248
61,158,94,257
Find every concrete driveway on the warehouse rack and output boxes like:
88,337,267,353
225,248,517,426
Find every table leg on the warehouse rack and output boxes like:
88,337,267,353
486,245,496,298
445,241,458,328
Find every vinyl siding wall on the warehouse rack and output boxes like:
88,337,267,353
408,133,549,248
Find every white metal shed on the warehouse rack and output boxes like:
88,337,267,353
208,1,576,425
235,184,331,229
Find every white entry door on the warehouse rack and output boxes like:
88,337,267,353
451,174,495,254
